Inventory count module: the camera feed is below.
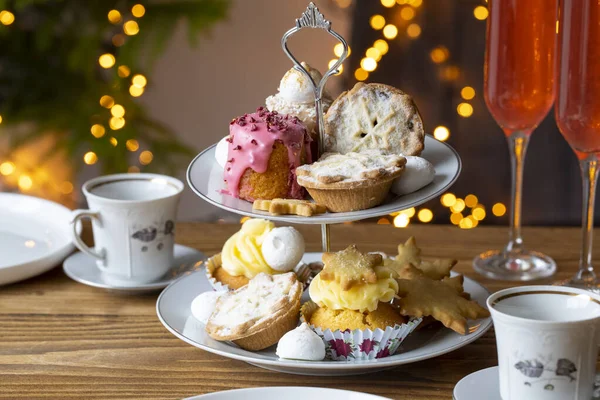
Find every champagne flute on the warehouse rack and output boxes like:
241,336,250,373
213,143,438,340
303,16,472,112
473,0,558,280
555,0,600,293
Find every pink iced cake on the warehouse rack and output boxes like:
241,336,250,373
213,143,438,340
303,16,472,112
223,107,313,201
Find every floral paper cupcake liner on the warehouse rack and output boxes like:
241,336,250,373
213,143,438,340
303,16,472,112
300,301,422,361
204,253,230,292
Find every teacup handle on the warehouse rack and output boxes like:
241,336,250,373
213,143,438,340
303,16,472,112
70,210,107,267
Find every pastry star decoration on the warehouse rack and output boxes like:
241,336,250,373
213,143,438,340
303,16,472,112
351,96,395,151
394,236,456,280
394,264,490,335
320,245,381,290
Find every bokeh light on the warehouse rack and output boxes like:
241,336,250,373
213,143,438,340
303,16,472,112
112,34,126,47
129,85,145,97
370,15,386,30
18,175,32,190
110,104,125,118
118,65,131,78
383,24,398,39
430,46,449,63
132,74,147,88
381,0,396,7
433,126,450,141
400,7,415,20
441,193,457,207
457,103,474,117
109,137,118,147
99,95,115,108
355,68,369,81
0,11,15,26
109,117,125,130
472,207,486,221
465,194,478,208
366,47,382,61
132,4,146,18
492,203,507,217
0,161,15,176
108,10,121,24
98,54,116,69
474,6,489,20
83,151,98,165
407,23,421,38
394,214,410,228
126,139,139,152
59,181,73,194
450,198,466,213
91,124,106,138
450,212,463,225
139,150,153,165
123,20,139,35
461,86,476,100
418,209,433,223
361,57,377,72
374,39,389,55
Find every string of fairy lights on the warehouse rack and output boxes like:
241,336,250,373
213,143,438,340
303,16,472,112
328,0,505,229
0,4,153,197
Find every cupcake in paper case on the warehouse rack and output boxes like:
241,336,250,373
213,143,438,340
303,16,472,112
300,301,422,361
205,218,308,291
301,244,422,361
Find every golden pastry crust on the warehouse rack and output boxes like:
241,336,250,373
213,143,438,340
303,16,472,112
320,245,381,290
324,82,425,156
308,302,406,331
213,266,250,290
252,198,327,216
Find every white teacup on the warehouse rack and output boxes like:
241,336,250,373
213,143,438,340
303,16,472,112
70,173,184,286
488,286,600,400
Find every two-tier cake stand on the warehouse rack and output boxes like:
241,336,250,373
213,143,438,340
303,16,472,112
186,3,462,251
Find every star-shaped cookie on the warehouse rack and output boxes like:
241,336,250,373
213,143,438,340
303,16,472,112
395,236,456,280
394,264,489,335
320,245,382,290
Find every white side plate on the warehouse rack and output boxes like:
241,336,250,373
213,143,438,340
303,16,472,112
187,135,461,224
186,387,391,400
157,252,492,376
0,193,77,285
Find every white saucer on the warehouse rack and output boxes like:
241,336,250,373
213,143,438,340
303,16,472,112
453,366,600,400
0,193,80,286
185,387,390,400
157,252,492,376
187,135,461,224
63,244,205,294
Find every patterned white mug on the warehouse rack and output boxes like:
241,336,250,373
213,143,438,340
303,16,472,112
70,173,184,286
488,285,600,400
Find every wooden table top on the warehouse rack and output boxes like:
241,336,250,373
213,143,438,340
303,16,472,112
0,223,596,399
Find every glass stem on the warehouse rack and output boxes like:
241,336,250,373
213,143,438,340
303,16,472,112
505,131,530,254
576,156,599,282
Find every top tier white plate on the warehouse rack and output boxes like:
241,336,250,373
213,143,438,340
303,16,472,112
187,135,461,224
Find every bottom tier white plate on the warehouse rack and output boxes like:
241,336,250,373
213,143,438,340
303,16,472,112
186,387,390,400
156,252,492,376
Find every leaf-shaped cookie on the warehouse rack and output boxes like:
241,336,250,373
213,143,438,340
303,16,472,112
515,360,544,378
320,245,381,290
394,264,490,334
394,237,456,280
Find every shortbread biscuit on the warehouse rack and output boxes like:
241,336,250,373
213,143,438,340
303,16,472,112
320,245,381,290
252,198,327,217
324,83,424,156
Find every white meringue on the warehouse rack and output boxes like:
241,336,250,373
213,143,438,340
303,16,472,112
190,291,224,324
214,136,229,169
276,323,326,361
391,156,435,196
261,227,305,272
278,62,323,103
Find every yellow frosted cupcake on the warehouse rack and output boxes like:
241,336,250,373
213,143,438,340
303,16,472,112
301,245,421,360
206,218,305,290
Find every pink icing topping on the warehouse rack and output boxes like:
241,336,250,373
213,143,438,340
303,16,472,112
224,107,312,199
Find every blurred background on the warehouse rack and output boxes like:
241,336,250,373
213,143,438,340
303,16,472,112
0,0,587,228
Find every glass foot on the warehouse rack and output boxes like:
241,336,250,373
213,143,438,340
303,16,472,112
473,249,556,281
555,276,600,295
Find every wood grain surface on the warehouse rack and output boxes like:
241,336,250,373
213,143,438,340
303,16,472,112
0,223,597,399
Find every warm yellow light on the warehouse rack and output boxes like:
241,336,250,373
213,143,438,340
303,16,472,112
441,65,460,81
400,207,416,218
126,139,139,152
468,215,479,227
409,0,422,7
18,175,32,191
132,4,146,18
383,24,398,39
109,137,118,147
457,102,474,117
128,166,140,173
393,214,410,228
118,65,131,78
472,207,486,221
112,34,126,47
430,46,449,63
433,126,450,141
0,10,15,26
129,85,144,97
461,86,476,100
556,20,559,34
450,198,466,213
123,20,139,35
98,53,116,69
108,10,122,24
407,23,421,38
333,43,351,57
377,217,391,225
109,117,125,130
418,208,433,223
492,203,507,217
465,194,478,208
139,150,153,165
99,95,114,108
355,68,369,81
361,57,378,72
91,124,106,138
374,39,389,55
336,0,352,8
0,115,3,124
83,151,98,165
400,7,415,20
370,15,386,30
473,6,489,20
441,193,457,207
459,217,474,229
366,47,382,62
59,181,73,194
450,212,463,225
396,0,408,4
328,59,344,75
0,161,15,176
381,0,396,7
132,74,147,88
110,104,125,118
